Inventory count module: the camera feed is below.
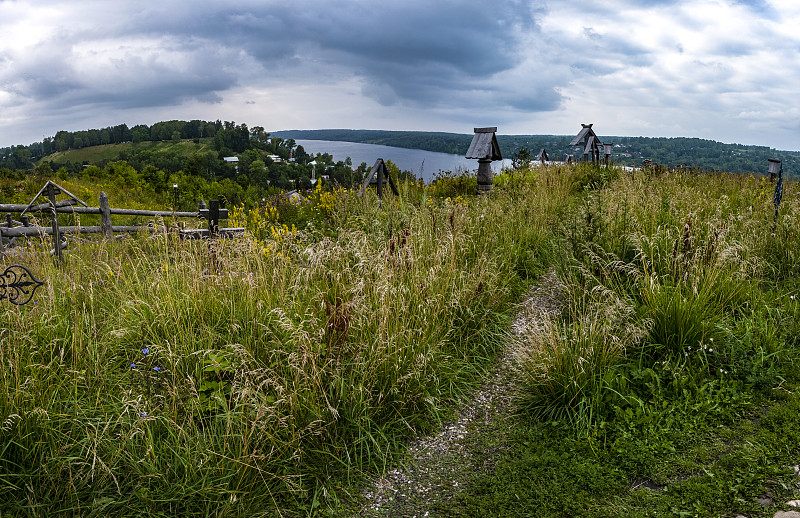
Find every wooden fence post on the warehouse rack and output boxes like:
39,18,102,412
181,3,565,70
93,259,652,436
99,192,113,239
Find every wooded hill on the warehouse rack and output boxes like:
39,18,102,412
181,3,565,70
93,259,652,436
0,121,378,208
275,129,800,176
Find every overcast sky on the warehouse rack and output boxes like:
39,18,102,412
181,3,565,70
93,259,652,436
1,0,798,151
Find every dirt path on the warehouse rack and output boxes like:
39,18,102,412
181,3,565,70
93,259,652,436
354,271,565,517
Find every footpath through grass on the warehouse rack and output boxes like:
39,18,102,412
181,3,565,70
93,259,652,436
431,166,800,517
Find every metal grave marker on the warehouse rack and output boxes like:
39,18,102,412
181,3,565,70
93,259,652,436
1,264,44,305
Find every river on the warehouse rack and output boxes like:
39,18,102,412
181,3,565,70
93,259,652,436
295,139,512,183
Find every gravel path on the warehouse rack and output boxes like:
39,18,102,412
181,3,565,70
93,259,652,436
354,271,565,517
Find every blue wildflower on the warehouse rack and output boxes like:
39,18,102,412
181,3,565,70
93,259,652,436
142,347,149,355
140,412,147,418
130,363,136,369
153,366,161,372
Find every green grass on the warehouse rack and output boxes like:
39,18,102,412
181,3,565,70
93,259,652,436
436,384,800,517
441,165,800,518
0,170,568,516
2,163,799,516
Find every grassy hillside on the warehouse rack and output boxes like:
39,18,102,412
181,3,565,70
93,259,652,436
42,138,216,165
1,165,798,516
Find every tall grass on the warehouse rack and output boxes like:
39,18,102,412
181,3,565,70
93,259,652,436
0,169,568,515
514,165,799,431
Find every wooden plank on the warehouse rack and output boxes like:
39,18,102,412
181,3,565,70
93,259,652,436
1,225,245,238
358,159,383,197
569,124,596,146
466,133,493,159
24,199,77,213
0,204,200,218
0,225,157,237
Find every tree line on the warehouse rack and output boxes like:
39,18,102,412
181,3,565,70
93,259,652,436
275,129,800,177
0,120,418,208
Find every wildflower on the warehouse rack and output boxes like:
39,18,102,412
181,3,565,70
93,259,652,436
142,347,149,355
130,363,136,369
153,366,161,372
140,412,147,418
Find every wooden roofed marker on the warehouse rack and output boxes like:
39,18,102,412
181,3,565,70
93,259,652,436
466,127,502,194
358,159,399,200
768,158,781,182
537,148,549,164
569,123,602,163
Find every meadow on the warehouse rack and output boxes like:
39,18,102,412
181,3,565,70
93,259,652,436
1,163,799,517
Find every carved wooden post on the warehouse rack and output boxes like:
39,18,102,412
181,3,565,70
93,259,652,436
99,192,113,239
604,143,613,167
466,127,502,194
47,182,63,262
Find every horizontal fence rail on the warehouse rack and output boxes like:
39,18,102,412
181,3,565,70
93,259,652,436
1,187,244,251
0,203,200,218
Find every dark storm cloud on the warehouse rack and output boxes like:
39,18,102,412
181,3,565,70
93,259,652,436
105,0,552,111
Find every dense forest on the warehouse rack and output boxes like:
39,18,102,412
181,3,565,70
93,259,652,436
275,129,800,176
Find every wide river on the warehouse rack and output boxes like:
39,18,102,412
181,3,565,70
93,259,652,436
295,139,512,183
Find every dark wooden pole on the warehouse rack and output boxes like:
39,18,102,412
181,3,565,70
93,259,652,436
47,182,63,262
208,200,219,238
377,165,384,200
476,158,493,194
208,200,219,274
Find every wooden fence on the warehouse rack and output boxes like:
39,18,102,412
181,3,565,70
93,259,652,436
0,191,244,251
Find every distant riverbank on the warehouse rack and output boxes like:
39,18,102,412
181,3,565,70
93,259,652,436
295,139,511,183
